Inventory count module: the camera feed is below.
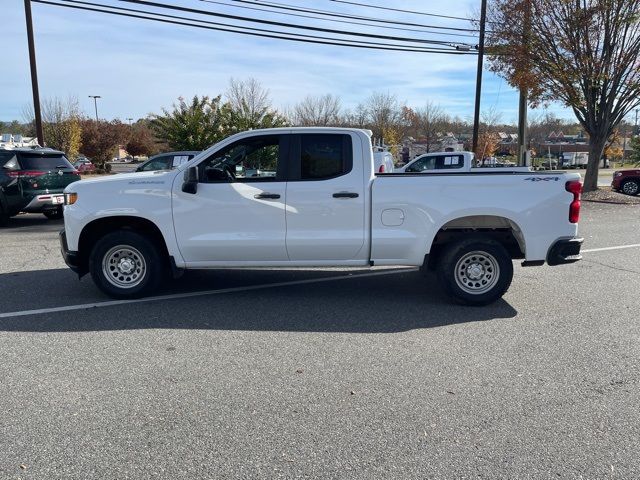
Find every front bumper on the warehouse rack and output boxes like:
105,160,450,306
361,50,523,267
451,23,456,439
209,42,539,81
59,229,85,275
546,237,583,266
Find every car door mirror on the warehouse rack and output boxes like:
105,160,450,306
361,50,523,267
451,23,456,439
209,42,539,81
182,166,198,194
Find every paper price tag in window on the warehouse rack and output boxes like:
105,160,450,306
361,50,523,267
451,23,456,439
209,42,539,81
172,155,189,167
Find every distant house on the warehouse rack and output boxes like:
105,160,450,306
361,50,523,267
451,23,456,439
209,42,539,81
0,133,39,149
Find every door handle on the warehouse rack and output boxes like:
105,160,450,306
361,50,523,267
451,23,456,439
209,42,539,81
254,193,280,199
332,192,359,198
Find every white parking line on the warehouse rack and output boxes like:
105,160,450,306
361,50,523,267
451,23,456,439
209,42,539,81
582,244,640,253
0,268,417,319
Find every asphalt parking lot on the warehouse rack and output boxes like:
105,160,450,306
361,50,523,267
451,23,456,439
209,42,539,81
1,203,639,479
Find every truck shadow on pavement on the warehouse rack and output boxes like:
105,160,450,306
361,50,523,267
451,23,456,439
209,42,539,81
2,214,63,231
0,267,518,333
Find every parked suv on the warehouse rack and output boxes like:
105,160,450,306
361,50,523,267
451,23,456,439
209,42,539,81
611,169,640,196
135,151,200,172
0,148,81,225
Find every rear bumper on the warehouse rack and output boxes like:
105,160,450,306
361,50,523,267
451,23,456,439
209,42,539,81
547,237,583,266
59,229,85,275
23,193,64,212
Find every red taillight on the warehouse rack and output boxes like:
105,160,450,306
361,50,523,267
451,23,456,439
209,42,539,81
378,164,386,173
566,180,582,223
6,170,47,178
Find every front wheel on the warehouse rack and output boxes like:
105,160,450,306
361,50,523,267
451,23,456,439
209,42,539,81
436,237,513,306
89,230,165,298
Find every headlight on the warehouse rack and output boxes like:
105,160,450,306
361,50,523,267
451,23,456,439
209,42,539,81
64,192,78,205
615,172,622,177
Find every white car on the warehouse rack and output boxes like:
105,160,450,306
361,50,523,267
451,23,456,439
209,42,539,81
60,127,583,305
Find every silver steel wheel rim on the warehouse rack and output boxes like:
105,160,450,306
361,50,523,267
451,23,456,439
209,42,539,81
102,245,146,289
454,250,500,295
623,182,638,195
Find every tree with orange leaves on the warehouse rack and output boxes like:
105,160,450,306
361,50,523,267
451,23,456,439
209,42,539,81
485,0,640,191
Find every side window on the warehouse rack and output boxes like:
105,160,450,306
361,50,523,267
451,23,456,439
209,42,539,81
199,135,281,183
406,156,436,172
299,134,352,180
141,156,170,171
434,155,463,170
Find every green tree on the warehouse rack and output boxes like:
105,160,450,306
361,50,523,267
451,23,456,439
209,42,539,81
629,136,640,165
150,95,228,151
486,0,640,191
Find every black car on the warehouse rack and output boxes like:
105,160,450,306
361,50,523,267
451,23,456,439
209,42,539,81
135,151,200,172
0,148,81,226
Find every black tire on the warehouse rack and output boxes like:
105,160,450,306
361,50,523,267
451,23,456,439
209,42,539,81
436,236,513,306
0,205,9,227
89,230,165,299
621,179,640,196
43,208,64,220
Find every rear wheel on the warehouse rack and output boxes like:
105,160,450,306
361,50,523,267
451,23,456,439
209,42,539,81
0,205,9,227
89,230,165,298
621,179,639,196
43,208,63,220
436,236,513,306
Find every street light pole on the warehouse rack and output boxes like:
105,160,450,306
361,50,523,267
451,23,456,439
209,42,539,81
471,0,487,155
88,95,101,122
24,0,44,146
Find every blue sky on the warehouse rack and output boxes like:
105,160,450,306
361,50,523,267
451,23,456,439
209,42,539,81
1,0,574,124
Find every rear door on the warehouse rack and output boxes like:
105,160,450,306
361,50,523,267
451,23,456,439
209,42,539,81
285,132,366,261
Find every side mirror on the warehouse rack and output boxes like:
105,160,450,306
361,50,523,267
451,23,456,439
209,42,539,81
182,166,198,194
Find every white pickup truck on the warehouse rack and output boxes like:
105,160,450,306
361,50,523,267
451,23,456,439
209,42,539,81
60,127,583,305
396,151,530,173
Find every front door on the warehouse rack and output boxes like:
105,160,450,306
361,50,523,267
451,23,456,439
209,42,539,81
172,134,289,264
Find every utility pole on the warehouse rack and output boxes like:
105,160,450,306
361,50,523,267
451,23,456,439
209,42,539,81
24,0,44,146
472,0,488,155
635,109,638,136
126,117,133,126
517,0,531,166
88,95,101,122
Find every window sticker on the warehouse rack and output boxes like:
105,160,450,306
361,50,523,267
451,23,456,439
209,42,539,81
172,155,189,167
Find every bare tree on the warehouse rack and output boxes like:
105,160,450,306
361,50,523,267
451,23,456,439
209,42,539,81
292,94,341,126
225,77,285,131
24,96,82,158
486,0,640,191
341,103,369,129
412,101,448,152
364,91,405,141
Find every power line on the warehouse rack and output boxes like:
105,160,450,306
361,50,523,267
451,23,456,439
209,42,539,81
117,0,475,46
328,0,476,23
199,0,478,39
229,0,482,33
33,0,478,54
